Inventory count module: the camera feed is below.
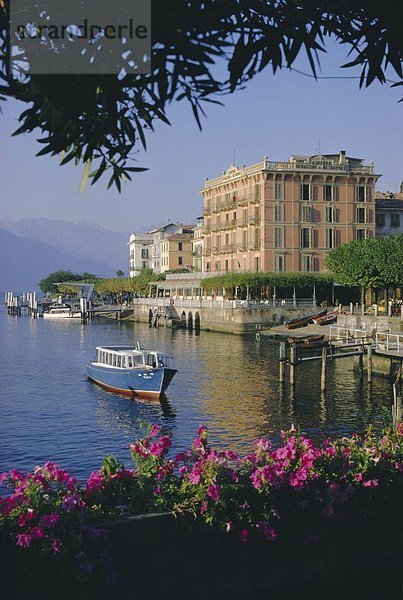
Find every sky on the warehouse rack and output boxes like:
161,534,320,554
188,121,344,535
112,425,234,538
0,38,402,233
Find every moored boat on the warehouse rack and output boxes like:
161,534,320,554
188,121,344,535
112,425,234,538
86,344,177,399
43,306,81,319
313,310,339,326
284,309,327,330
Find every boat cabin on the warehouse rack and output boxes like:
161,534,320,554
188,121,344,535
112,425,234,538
94,346,173,370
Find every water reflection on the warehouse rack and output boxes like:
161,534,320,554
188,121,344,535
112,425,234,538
0,309,393,479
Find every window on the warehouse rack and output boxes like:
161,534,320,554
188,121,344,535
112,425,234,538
356,229,367,240
355,186,366,202
390,213,400,227
300,228,311,248
275,181,283,200
274,203,283,222
254,228,260,249
141,248,148,258
326,206,338,223
323,185,332,201
302,205,312,222
301,183,310,201
142,261,147,269
242,230,248,248
274,227,283,248
326,228,335,249
356,207,366,223
178,242,183,251
225,259,229,273
376,213,385,227
302,255,312,272
178,256,183,265
274,255,284,272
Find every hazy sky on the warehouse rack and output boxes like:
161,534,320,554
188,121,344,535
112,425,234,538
0,39,402,232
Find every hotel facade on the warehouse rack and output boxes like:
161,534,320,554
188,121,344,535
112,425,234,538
201,151,380,274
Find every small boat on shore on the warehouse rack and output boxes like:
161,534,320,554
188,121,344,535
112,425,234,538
313,310,338,326
287,334,325,345
43,305,81,319
86,344,177,399
285,309,327,330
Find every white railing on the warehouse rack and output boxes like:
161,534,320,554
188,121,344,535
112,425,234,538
133,297,317,310
376,332,403,353
329,327,368,343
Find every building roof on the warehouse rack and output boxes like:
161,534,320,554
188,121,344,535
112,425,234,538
165,232,194,241
149,222,182,234
375,190,403,209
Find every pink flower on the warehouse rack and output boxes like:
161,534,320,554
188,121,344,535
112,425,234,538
240,529,249,543
197,425,207,437
200,501,208,514
130,442,149,458
16,533,31,548
62,494,80,512
207,483,220,502
149,436,172,458
250,469,263,489
150,424,160,437
257,522,278,541
86,471,104,494
189,464,203,485
29,526,44,540
40,513,59,528
363,479,378,488
51,538,62,554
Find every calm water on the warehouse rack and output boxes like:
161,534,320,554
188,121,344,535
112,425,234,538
0,307,393,479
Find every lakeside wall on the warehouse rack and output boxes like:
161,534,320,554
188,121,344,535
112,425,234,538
129,299,318,334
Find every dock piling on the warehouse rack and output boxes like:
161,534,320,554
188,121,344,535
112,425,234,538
367,345,373,383
279,342,286,382
320,346,327,392
289,342,297,386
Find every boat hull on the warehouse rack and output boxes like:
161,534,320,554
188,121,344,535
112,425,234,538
285,309,327,330
313,312,338,326
86,363,177,398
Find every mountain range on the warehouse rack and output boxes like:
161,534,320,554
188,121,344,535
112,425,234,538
0,218,132,293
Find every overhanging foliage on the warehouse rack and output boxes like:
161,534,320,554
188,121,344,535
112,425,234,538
201,272,334,289
0,1,401,190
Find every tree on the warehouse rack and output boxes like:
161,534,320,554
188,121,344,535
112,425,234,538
1,1,401,190
39,270,99,293
324,235,403,302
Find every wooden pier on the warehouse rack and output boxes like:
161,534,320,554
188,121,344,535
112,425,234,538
278,325,403,418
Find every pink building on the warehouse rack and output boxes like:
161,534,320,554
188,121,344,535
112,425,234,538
201,151,380,273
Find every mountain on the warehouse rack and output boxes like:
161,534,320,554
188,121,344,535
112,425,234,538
0,218,130,272
0,228,117,293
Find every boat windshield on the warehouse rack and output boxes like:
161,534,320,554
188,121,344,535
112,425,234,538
95,347,172,369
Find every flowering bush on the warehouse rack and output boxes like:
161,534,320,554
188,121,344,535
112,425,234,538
1,422,402,585
128,422,403,543
0,461,113,583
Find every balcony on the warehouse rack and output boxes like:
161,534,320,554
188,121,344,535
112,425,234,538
221,219,237,230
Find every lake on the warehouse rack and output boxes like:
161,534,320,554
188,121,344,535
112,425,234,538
0,307,393,480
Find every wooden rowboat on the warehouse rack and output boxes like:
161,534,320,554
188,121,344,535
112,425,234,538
285,309,327,330
313,310,338,326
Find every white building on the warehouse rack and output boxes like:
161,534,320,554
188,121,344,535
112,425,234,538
192,216,204,272
375,187,403,237
149,223,183,274
128,233,153,277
